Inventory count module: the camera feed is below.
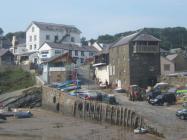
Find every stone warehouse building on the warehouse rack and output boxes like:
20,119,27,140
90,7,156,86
109,30,160,88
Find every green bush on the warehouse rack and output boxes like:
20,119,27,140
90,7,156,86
0,67,35,93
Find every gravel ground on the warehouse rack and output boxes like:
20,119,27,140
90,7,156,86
115,93,187,140
0,108,162,140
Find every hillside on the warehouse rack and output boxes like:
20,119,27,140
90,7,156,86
96,27,187,50
0,67,35,94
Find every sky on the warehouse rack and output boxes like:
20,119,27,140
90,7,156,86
0,0,187,39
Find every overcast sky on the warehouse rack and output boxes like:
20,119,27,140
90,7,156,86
0,0,186,39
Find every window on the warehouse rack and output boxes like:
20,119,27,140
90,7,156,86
81,58,84,63
34,35,37,41
75,50,78,56
29,36,32,42
164,64,170,71
55,50,61,54
46,35,50,40
137,41,147,45
148,41,158,46
81,51,84,56
32,27,35,32
54,35,58,42
34,44,37,50
89,52,94,56
69,50,72,56
30,45,32,50
71,37,75,42
41,51,49,54
113,65,115,75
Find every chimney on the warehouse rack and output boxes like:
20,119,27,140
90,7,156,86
12,36,17,48
0,37,3,49
88,41,92,46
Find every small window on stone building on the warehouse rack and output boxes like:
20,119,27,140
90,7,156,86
164,64,170,71
53,96,56,104
30,45,32,50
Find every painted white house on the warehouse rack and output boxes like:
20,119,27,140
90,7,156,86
160,56,175,75
38,42,98,64
26,21,81,53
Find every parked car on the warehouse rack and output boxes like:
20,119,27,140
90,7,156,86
147,90,161,103
182,102,187,108
176,109,187,120
102,94,118,105
149,93,176,105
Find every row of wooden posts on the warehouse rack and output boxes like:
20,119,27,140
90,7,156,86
73,100,143,129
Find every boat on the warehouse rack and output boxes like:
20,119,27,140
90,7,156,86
134,128,147,134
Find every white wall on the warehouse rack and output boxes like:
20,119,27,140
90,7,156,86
38,43,95,64
160,57,175,75
26,24,40,52
95,65,109,83
26,23,81,53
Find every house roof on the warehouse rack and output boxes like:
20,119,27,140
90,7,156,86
0,48,9,57
112,30,160,48
161,56,174,63
160,48,168,53
166,54,178,61
112,32,139,48
28,21,81,33
133,34,161,42
43,53,74,63
44,42,98,52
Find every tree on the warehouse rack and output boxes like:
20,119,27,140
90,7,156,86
81,37,88,46
0,28,3,36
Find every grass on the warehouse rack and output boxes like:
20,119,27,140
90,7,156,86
0,67,35,93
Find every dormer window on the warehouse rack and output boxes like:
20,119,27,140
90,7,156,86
71,37,75,42
54,35,58,42
46,35,50,40
32,27,35,32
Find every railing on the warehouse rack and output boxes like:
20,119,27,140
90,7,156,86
133,45,159,53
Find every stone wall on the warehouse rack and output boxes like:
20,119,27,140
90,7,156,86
160,76,187,86
42,86,164,137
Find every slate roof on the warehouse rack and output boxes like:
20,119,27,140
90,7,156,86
112,30,160,48
44,53,74,63
166,54,178,61
0,48,9,57
160,48,168,53
112,32,139,48
133,34,161,42
30,21,81,33
45,42,98,52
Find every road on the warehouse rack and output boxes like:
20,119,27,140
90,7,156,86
115,93,187,140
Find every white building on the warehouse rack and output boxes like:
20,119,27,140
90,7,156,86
160,56,175,75
26,21,81,53
39,42,98,64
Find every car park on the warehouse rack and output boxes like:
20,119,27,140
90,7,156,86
176,109,187,120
